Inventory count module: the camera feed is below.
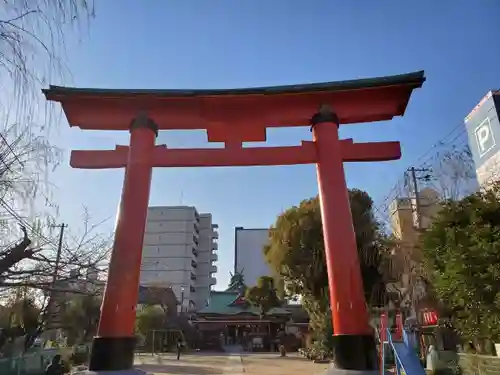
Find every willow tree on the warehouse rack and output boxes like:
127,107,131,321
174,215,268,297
0,1,96,292
264,189,388,331
1,0,95,109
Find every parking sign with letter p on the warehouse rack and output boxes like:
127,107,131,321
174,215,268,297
475,117,495,157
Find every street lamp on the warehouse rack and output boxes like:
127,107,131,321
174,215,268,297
180,286,185,314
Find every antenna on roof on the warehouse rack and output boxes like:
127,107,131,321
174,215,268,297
180,190,184,205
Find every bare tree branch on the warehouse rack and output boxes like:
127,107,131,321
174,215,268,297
424,145,477,201
0,1,95,121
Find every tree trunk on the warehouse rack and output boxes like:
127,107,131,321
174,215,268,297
0,227,32,276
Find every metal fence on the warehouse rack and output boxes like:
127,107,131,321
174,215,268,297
0,349,59,375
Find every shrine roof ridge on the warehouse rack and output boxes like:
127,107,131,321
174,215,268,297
43,70,425,99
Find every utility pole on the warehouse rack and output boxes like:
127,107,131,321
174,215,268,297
46,223,67,327
406,167,432,230
51,223,68,288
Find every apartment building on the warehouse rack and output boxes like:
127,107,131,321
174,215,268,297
140,206,218,311
387,188,440,314
389,187,440,244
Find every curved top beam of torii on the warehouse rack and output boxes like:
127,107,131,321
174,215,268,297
42,71,425,136
42,70,425,169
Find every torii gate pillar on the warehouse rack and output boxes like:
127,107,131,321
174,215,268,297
313,106,376,369
89,114,157,371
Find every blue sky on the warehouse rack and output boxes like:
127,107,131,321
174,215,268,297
48,1,500,289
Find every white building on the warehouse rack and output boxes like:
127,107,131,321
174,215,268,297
234,227,272,287
140,206,218,311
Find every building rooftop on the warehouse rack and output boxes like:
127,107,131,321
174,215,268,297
197,291,290,316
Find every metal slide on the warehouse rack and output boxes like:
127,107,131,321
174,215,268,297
386,329,426,375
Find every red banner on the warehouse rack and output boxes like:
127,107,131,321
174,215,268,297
422,310,438,326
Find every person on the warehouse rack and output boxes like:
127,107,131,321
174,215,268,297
176,337,183,360
45,354,64,375
426,345,439,374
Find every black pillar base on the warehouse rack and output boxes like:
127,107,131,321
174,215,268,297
88,336,136,371
331,334,378,371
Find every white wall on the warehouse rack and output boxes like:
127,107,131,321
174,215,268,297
147,206,199,222
234,228,272,287
143,233,196,246
141,257,190,271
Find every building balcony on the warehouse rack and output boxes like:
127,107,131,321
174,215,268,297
212,224,219,229
209,277,217,285
192,247,198,257
211,265,217,273
212,230,219,239
190,286,196,293
211,241,218,250
210,252,218,261
190,272,196,281
191,259,197,268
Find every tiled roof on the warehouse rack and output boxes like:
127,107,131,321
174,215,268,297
43,71,425,98
137,285,178,305
197,291,291,316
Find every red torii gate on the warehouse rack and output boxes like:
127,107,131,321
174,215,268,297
43,71,425,373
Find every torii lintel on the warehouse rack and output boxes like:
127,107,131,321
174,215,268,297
69,139,401,169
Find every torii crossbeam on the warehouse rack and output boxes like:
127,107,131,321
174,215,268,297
43,70,425,373
69,139,401,169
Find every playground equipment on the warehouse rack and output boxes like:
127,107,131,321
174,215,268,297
43,71,425,373
379,313,425,375
150,329,185,354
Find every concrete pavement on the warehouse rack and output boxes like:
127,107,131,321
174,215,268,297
132,352,330,375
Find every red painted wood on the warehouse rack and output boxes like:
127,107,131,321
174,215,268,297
69,140,400,169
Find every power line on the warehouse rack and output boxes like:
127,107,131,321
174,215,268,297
373,118,472,223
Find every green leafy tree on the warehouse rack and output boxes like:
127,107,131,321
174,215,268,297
245,276,281,318
264,190,387,331
135,306,167,338
0,293,41,354
9,297,40,339
420,183,500,345
61,294,101,345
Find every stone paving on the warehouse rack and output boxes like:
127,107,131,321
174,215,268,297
133,352,330,375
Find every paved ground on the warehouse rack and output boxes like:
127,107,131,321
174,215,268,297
134,352,331,375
